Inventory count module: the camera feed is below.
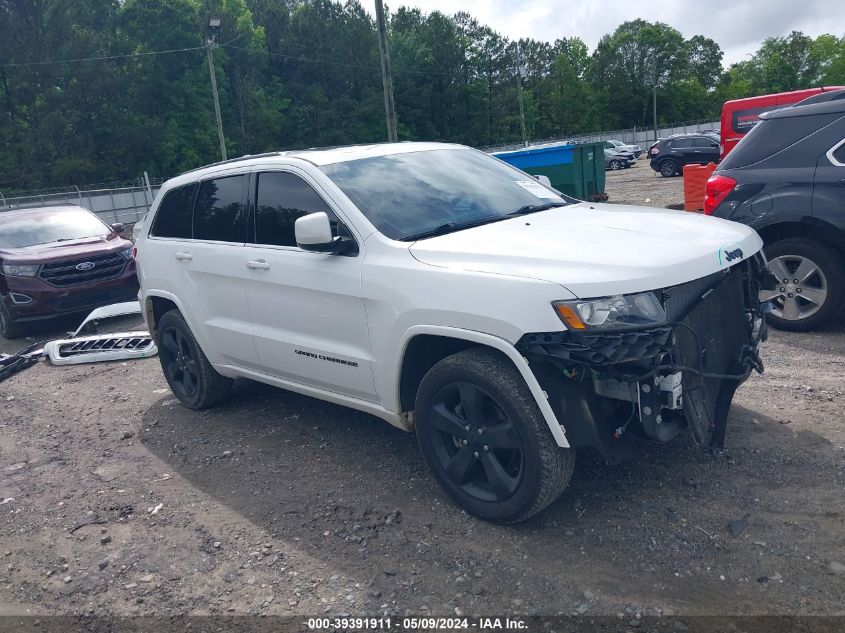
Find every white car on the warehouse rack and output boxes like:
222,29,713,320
605,139,643,158
135,142,768,524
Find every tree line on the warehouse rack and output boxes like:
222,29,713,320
1,0,844,192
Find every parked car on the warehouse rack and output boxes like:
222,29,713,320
0,204,138,338
136,142,767,524
720,86,844,159
604,139,643,159
649,133,720,177
604,149,632,170
706,89,845,331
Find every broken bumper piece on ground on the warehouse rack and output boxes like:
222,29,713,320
0,301,157,382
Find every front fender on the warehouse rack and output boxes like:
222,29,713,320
394,325,570,448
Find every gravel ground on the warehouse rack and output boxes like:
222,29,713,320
1,164,843,620
605,160,684,209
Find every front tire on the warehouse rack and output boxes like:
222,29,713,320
659,159,678,177
0,302,24,339
761,238,844,331
609,159,621,170
415,348,574,524
156,310,233,409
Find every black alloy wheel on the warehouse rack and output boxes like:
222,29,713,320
660,159,678,177
427,381,523,503
415,348,574,523
160,325,200,400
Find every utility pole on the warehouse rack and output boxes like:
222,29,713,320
514,43,528,147
374,0,398,142
206,18,227,161
652,78,658,143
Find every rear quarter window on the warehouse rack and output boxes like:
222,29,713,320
833,140,845,164
150,184,196,239
720,113,841,169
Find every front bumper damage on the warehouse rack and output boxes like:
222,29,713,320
517,256,768,463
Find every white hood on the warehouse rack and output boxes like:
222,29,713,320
409,202,763,298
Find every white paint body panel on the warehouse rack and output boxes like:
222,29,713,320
136,143,763,446
409,202,763,298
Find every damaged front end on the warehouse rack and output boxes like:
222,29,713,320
517,256,769,463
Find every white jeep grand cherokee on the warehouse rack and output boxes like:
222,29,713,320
135,142,768,524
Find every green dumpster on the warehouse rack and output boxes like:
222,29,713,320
492,141,607,201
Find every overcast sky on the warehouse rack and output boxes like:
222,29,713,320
380,0,845,66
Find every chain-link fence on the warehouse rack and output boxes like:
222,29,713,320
0,175,165,225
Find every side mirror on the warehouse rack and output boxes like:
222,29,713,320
533,175,552,187
111,222,125,234
295,212,356,255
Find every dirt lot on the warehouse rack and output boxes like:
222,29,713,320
1,164,844,620
605,160,684,208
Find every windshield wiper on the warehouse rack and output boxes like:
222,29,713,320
400,216,508,242
506,201,569,216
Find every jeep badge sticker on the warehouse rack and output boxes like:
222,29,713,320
718,243,744,266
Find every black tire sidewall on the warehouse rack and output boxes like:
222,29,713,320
660,160,677,177
415,355,546,523
0,301,22,339
764,238,844,331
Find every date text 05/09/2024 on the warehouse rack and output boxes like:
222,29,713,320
307,617,528,630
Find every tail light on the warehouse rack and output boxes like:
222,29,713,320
650,146,659,155
131,246,138,259
704,174,736,215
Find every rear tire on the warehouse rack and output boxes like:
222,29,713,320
0,302,24,339
156,310,233,409
761,238,844,331
659,159,678,177
414,347,574,524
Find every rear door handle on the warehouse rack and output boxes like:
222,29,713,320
247,259,271,270
175,252,193,261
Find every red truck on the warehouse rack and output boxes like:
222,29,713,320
720,86,845,159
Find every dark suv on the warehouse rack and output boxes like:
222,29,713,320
649,133,720,177
0,204,139,338
705,89,845,331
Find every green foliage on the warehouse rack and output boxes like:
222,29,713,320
0,1,843,192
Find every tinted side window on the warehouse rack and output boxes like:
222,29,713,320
833,141,845,164
193,175,246,243
720,113,841,169
670,138,694,149
690,136,716,147
254,172,334,247
150,184,195,238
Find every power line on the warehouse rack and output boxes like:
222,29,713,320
0,38,462,77
0,45,206,69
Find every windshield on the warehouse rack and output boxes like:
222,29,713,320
0,208,110,249
320,148,572,241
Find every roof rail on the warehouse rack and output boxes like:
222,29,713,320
179,152,284,176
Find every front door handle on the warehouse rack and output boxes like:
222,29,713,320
175,252,193,261
839,178,845,186
247,259,271,270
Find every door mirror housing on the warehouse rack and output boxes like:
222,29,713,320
295,212,356,255
110,222,125,234
533,175,552,187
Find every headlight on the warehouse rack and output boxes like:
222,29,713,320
1,263,39,277
117,247,133,260
553,292,665,330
